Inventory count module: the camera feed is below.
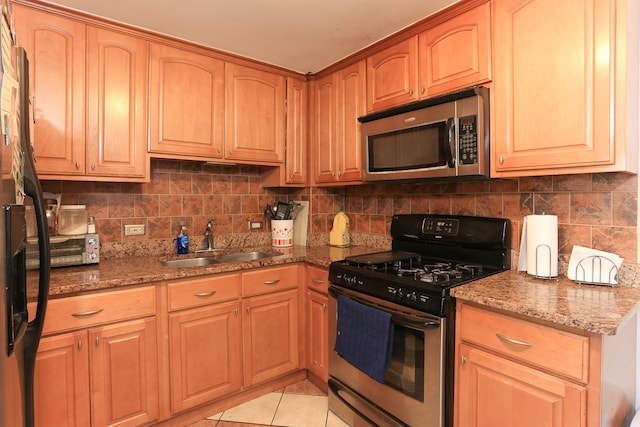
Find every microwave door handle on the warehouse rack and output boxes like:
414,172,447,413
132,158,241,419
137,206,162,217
446,117,456,168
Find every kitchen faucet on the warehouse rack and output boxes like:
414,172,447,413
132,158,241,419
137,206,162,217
204,218,214,251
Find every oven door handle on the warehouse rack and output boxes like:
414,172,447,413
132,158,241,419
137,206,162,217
330,286,441,330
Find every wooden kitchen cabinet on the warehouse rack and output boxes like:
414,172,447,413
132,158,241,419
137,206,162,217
305,266,329,386
13,5,86,176
86,27,148,180
419,2,492,98
263,76,308,187
454,302,636,427
311,60,366,185
366,2,491,112
148,43,225,160
14,5,149,181
34,332,90,427
167,273,242,414
492,0,638,176
225,63,286,164
30,286,159,427
366,37,419,112
242,265,300,386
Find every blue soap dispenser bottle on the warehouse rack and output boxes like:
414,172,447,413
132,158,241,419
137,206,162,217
177,222,189,254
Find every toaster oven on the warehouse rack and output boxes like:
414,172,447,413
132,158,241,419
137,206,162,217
26,233,100,270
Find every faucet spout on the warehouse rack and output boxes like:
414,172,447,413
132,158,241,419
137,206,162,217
203,218,214,251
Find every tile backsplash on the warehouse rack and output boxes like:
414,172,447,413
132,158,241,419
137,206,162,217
42,160,638,267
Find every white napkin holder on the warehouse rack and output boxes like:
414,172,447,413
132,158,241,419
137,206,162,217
567,246,623,287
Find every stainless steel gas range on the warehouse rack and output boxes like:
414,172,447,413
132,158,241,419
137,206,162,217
328,214,510,427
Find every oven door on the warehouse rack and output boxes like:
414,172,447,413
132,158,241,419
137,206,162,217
328,286,446,427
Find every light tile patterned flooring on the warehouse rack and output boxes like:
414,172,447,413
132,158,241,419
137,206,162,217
187,380,350,427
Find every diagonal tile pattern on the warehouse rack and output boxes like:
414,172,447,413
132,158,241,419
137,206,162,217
187,380,350,427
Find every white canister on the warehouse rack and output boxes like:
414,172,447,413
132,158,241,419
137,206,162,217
271,219,294,247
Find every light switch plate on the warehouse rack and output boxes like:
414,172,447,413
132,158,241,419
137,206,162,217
124,224,145,236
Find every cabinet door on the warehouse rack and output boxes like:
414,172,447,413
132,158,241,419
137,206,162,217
86,27,148,179
456,343,587,427
311,73,338,184
34,332,90,427
225,63,285,163
284,76,307,184
89,318,159,427
149,43,225,159
419,2,491,97
306,290,328,382
366,36,419,112
13,5,86,176
242,289,299,386
336,60,365,183
492,0,615,175
168,301,242,413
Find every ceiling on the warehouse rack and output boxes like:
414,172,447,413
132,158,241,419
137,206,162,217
39,0,460,74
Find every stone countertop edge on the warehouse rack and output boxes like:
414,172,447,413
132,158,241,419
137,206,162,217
32,246,640,336
451,269,640,336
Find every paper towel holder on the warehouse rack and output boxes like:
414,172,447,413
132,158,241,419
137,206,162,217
574,255,619,287
532,243,558,279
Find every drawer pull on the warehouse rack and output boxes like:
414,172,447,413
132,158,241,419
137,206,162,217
71,309,104,318
311,278,325,284
496,333,533,348
194,291,217,297
263,279,280,286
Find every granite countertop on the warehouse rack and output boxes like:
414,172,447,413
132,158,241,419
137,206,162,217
31,246,640,336
451,270,640,336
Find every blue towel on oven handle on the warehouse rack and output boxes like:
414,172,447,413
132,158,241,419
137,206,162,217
334,295,394,383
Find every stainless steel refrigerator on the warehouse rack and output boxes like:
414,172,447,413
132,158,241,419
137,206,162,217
0,40,51,426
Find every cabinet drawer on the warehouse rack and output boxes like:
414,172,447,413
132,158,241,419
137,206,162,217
168,273,241,311
242,265,299,297
458,304,590,382
38,286,156,335
306,265,328,294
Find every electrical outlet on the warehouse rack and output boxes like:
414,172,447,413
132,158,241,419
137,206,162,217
124,224,145,236
248,221,263,230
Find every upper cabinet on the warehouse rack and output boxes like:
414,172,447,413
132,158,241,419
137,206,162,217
86,27,148,179
367,2,492,112
263,76,308,187
13,5,86,176
225,63,285,164
148,43,225,160
311,60,366,186
492,0,638,177
14,5,149,181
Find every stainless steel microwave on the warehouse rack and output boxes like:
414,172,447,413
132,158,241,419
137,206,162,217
359,86,489,181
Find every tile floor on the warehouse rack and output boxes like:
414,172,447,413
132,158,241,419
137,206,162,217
187,380,350,427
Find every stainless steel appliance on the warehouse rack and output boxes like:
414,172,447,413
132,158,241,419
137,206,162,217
328,214,510,427
26,233,99,270
359,86,489,182
1,41,50,427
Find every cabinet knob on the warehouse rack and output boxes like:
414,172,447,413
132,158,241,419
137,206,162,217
409,89,414,96
331,172,335,177
75,161,80,170
499,155,505,165
95,337,100,346
217,147,221,153
461,355,466,365
289,173,294,179
228,149,233,155
337,171,342,177
246,307,251,314
91,162,95,171
421,87,425,94
234,308,239,316
322,303,328,311
78,340,82,350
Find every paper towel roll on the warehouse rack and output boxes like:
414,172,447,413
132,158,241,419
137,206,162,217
525,214,558,277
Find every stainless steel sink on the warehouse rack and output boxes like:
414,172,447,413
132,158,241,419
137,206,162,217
216,251,280,263
163,257,220,268
163,251,280,268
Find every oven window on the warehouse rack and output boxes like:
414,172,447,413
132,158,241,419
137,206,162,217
368,122,447,172
384,324,425,401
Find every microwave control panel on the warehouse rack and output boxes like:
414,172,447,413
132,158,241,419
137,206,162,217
458,114,478,165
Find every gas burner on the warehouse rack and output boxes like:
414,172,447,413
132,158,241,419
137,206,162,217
457,264,483,277
397,268,423,279
422,262,452,273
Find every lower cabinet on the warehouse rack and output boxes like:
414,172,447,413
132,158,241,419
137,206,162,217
305,266,329,384
33,289,159,427
32,286,159,427
241,265,300,386
167,274,242,414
